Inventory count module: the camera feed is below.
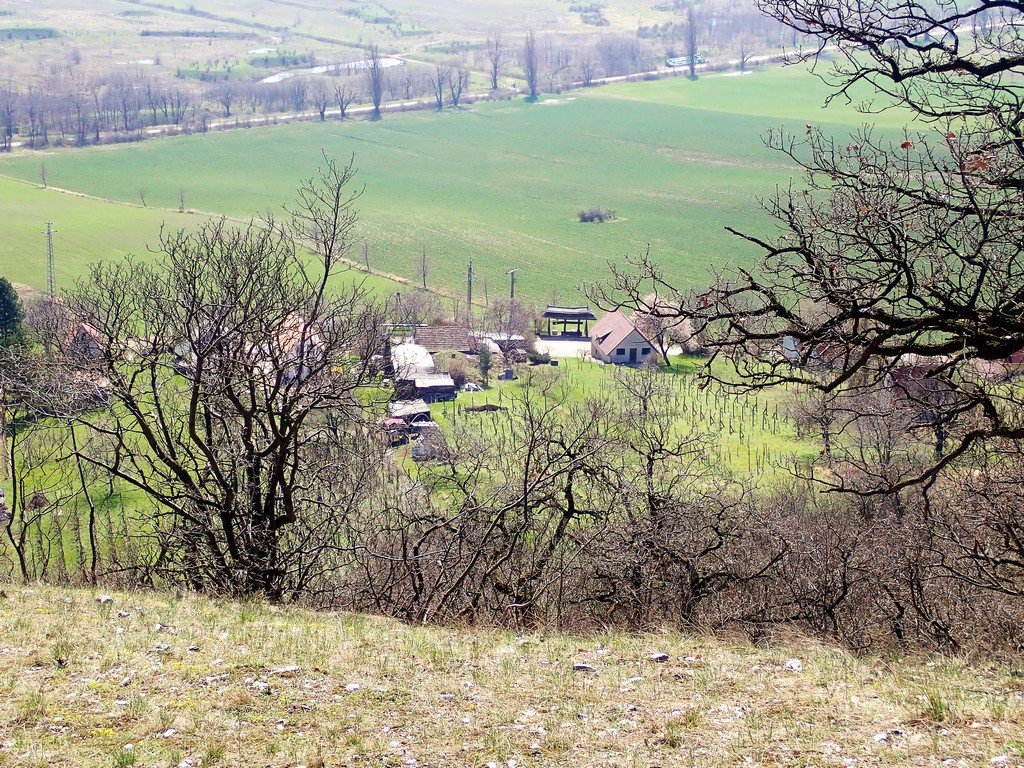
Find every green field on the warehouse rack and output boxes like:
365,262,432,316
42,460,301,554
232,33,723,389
0,175,406,297
0,64,913,304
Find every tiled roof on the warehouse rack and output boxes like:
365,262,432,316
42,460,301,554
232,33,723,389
414,325,476,353
591,310,647,356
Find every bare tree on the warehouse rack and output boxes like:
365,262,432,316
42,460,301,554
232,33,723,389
597,0,1024,496
60,156,389,600
310,78,330,121
416,246,429,290
522,32,539,101
214,83,234,118
333,83,356,120
427,64,450,111
737,37,756,71
580,58,596,87
447,65,470,108
486,33,506,90
365,45,385,120
685,5,699,80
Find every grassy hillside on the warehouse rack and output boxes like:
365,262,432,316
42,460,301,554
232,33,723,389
1,584,1021,767
0,65,913,304
0,175,406,297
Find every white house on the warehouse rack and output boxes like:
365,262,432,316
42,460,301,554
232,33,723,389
590,310,655,365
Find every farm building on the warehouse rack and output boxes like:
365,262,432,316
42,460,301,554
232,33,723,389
541,306,596,337
274,313,324,384
590,310,655,365
412,373,457,403
388,399,432,424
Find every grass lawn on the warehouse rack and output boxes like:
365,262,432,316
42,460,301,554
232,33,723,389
1,584,1021,767
0,64,916,305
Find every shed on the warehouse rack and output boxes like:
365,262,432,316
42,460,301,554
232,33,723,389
542,306,597,337
388,399,432,424
413,373,457,403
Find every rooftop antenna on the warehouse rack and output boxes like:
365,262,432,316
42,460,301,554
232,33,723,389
44,221,56,297
507,268,518,301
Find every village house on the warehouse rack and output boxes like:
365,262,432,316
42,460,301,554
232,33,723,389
590,310,655,365
63,320,105,363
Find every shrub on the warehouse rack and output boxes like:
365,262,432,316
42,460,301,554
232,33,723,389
578,207,616,223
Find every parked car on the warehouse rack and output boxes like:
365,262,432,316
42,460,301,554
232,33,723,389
463,382,483,392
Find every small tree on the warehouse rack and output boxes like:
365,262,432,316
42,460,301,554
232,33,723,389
478,342,493,386
334,83,357,120
416,246,429,290
685,5,699,80
61,156,389,601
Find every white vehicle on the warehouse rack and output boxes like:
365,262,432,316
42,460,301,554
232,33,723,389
463,382,483,392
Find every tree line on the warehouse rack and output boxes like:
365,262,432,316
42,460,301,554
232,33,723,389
1,1,801,151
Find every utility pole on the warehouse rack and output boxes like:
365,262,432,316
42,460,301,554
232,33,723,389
466,260,474,326
507,268,518,301
44,221,56,297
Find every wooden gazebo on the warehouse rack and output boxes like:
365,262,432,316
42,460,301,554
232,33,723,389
542,305,597,337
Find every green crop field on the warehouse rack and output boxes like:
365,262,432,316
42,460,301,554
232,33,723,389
0,175,404,298
0,64,913,304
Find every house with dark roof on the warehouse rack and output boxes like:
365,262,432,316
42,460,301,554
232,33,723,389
413,325,476,354
590,310,655,365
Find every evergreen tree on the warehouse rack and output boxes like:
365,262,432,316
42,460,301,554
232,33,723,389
0,278,24,348
478,343,493,387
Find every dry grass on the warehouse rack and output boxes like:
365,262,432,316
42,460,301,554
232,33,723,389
0,585,1022,767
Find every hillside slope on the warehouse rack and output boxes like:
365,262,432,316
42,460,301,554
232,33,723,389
0,585,1020,767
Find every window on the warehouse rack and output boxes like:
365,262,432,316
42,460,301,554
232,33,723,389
616,348,625,356
641,348,651,355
